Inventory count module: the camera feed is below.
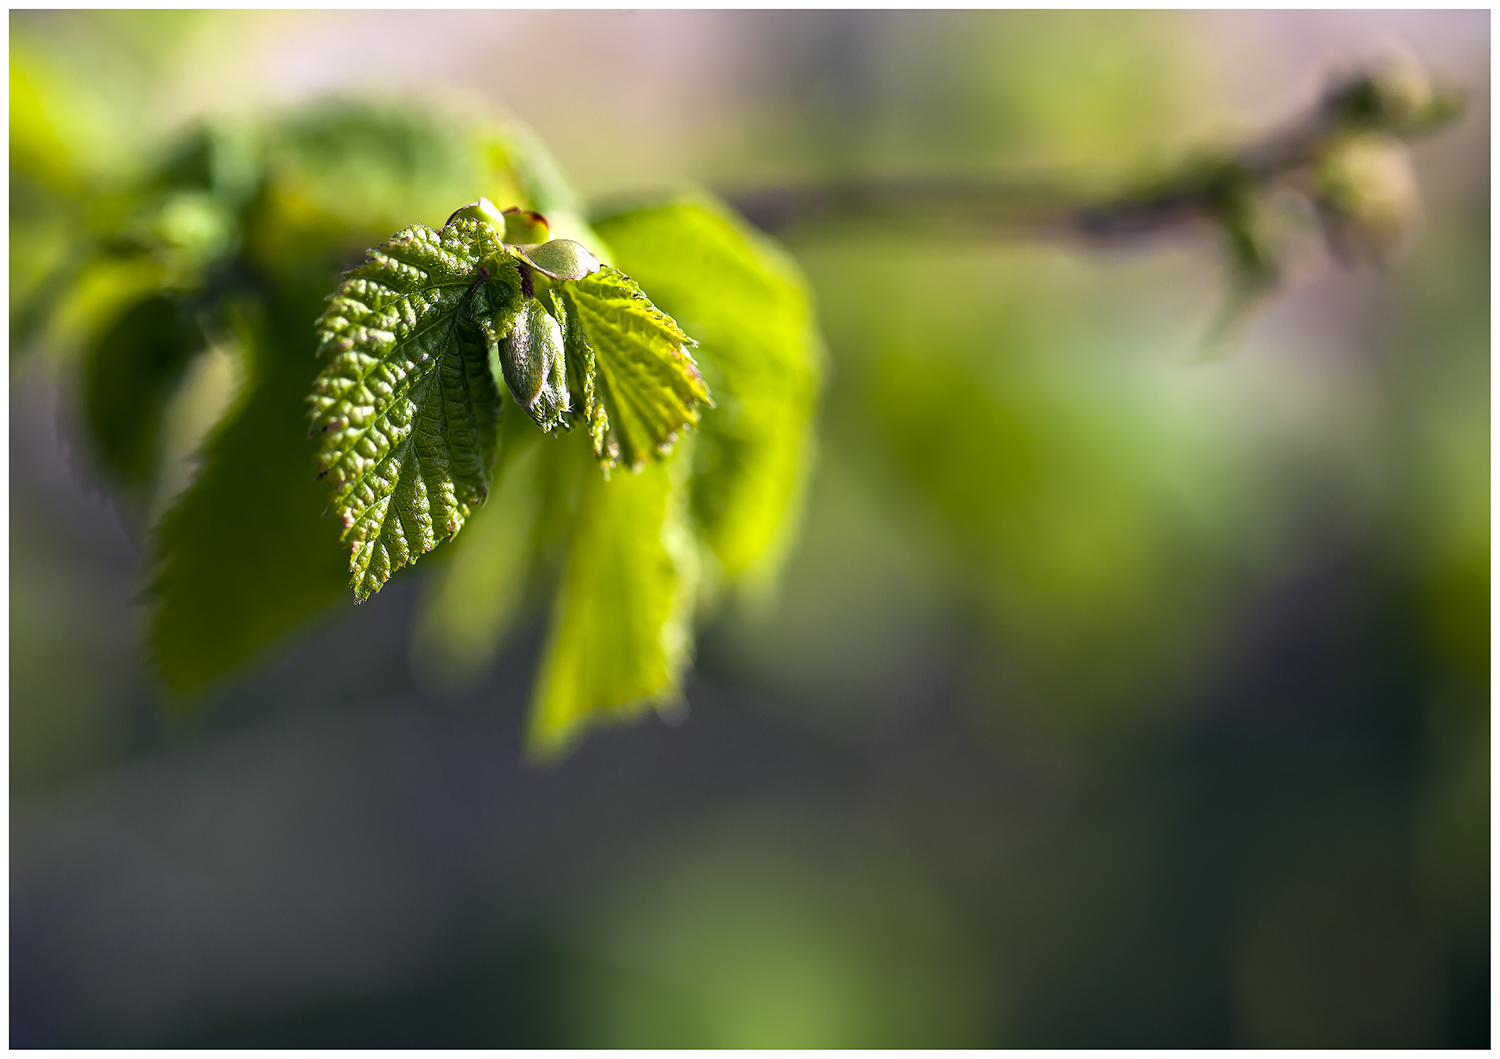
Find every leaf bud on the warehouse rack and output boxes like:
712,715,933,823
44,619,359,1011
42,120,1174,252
1366,53,1435,130
512,238,602,281
1326,48,1460,135
445,197,508,231
501,207,551,245
494,298,570,432
1312,132,1422,265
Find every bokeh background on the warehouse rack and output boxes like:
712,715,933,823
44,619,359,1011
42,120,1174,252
9,10,1489,1047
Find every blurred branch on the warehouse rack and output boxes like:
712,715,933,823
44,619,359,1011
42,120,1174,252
725,58,1463,251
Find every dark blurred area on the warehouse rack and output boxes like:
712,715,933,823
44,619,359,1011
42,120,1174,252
9,10,1489,1047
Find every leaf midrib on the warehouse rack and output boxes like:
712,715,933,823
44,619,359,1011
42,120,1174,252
320,282,476,493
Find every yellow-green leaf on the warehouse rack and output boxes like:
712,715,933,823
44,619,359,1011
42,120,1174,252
528,442,696,756
560,265,712,472
594,200,823,586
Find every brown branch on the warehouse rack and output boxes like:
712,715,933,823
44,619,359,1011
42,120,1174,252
721,63,1463,247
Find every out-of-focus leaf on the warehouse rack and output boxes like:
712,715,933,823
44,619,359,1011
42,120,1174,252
529,441,696,756
10,52,91,355
9,50,86,194
242,105,534,303
10,242,87,356
310,217,514,601
559,265,712,472
148,294,349,696
150,120,262,207
82,293,199,487
499,120,607,258
594,200,823,586
268,106,504,235
410,427,541,693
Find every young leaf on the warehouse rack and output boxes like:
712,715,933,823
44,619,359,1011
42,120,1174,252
528,440,697,756
104,106,605,695
547,284,609,457
593,200,823,586
559,265,712,472
310,217,515,601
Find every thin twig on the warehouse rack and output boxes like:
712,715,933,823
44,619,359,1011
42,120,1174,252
721,66,1461,247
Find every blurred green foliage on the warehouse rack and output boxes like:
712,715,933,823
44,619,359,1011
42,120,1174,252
9,10,1488,1050
127,108,537,696
529,443,695,753
595,201,824,592
12,11,821,750
82,293,198,486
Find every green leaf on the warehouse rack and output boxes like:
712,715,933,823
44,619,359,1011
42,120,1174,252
82,293,199,487
593,200,823,585
263,105,512,240
104,106,594,695
310,217,516,601
528,439,697,756
547,284,609,458
559,265,712,472
148,296,349,695
409,427,542,693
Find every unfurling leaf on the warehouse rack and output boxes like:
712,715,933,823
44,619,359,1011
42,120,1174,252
412,201,821,742
311,206,711,602
492,296,569,433
310,217,516,600
559,265,713,472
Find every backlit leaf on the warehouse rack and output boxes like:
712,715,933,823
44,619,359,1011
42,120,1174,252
528,439,697,756
559,265,712,472
310,217,515,600
594,200,823,586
